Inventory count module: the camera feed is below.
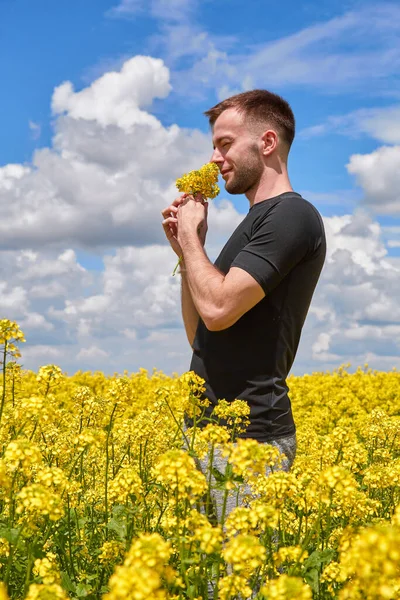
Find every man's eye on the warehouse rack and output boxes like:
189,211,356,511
222,142,231,149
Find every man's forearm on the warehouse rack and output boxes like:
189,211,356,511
180,265,199,348
180,232,225,330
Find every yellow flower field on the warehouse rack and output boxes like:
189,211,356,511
1,319,400,599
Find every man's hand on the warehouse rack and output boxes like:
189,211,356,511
161,195,185,257
162,194,208,257
177,194,208,248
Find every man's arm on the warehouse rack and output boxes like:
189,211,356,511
180,261,199,347
180,230,265,332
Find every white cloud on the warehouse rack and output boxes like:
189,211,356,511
0,283,29,314
108,0,196,22
2,48,400,376
295,210,400,373
19,313,54,331
29,120,41,140
300,104,400,144
173,4,400,97
52,56,171,129
22,345,64,362
0,56,216,251
77,346,109,360
106,0,143,17
2,206,400,376
347,146,400,215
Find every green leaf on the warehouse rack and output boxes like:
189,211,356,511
303,549,335,570
112,504,127,519
303,567,319,593
0,527,21,545
60,571,76,594
107,517,127,541
76,582,92,597
211,467,225,482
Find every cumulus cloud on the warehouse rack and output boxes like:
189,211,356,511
77,346,109,360
304,105,400,216
0,56,217,251
296,211,400,374
0,52,249,374
52,56,171,129
1,50,400,376
347,146,400,215
3,207,400,376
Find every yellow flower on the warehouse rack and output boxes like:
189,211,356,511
218,574,252,600
0,582,9,600
222,534,266,575
185,509,223,554
173,162,220,275
3,439,42,475
33,553,61,585
176,162,220,200
16,484,64,525
108,467,142,505
152,449,207,500
104,533,171,600
99,541,125,565
223,438,284,480
24,583,68,600
0,319,25,345
212,399,251,434
274,546,308,568
261,575,313,599
338,520,400,599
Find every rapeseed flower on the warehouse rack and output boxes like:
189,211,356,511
1,322,400,598
104,533,171,600
24,583,68,600
173,162,220,275
261,575,313,599
0,584,8,600
176,162,220,200
223,533,266,574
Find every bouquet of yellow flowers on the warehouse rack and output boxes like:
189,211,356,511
172,162,220,275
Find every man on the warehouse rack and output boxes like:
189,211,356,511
161,88,326,494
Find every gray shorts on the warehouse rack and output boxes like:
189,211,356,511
182,430,296,599
183,429,297,523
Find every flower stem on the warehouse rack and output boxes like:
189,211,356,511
172,255,183,276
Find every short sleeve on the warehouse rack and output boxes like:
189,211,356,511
230,199,321,294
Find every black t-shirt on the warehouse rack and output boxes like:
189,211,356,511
187,192,326,442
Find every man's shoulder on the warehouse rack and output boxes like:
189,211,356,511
253,193,324,231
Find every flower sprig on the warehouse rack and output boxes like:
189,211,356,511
172,162,220,276
175,162,220,200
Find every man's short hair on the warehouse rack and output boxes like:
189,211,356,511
204,89,295,150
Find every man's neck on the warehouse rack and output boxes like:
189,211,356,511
246,163,293,207
246,171,294,208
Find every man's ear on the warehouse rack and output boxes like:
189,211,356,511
261,129,278,156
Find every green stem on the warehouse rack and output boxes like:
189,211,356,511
105,403,118,539
172,255,183,276
0,342,8,425
67,496,77,583
23,546,34,597
4,525,24,586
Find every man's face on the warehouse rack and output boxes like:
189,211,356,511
210,108,264,195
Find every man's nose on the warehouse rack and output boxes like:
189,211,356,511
210,147,223,164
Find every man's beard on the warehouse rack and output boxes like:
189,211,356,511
225,147,264,195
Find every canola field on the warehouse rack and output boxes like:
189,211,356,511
1,319,400,600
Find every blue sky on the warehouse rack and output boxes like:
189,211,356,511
1,0,400,375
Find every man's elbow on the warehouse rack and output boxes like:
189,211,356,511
203,308,236,332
